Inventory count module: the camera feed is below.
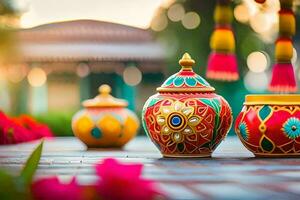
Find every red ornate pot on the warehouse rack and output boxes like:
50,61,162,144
235,95,300,157
142,53,232,158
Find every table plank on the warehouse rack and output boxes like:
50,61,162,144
1,137,300,200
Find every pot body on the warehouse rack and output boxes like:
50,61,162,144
235,103,300,157
72,107,139,148
142,92,232,157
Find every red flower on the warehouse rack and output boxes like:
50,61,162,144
0,112,53,145
0,112,33,144
12,115,53,139
31,177,83,200
95,158,163,200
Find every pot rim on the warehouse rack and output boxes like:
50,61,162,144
244,94,300,105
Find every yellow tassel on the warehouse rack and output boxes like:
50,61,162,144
214,4,232,24
210,29,235,52
275,40,293,62
279,12,295,36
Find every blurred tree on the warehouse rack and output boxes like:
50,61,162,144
0,0,25,115
0,0,21,62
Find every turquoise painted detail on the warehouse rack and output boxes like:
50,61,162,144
195,76,210,85
283,117,300,139
161,73,212,88
261,136,274,152
185,77,197,86
164,74,177,86
239,122,249,141
145,97,161,108
174,77,184,87
91,127,102,139
200,98,222,145
259,106,271,121
141,98,152,138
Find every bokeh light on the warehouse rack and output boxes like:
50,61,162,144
27,67,47,87
247,51,269,73
234,4,250,23
167,3,185,22
244,71,268,93
182,12,201,30
292,48,298,65
7,65,27,83
151,13,168,32
76,63,90,78
250,12,272,33
123,66,142,86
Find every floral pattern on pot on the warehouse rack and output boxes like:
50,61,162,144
157,101,202,152
282,117,300,139
142,94,232,157
142,53,232,158
162,71,211,88
235,102,300,157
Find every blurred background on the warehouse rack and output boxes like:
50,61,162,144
0,0,299,136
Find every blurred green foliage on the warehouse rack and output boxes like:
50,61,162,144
34,112,75,137
0,141,43,199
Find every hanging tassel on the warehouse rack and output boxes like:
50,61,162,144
207,52,238,81
269,63,297,93
268,1,297,93
255,0,266,3
206,0,239,81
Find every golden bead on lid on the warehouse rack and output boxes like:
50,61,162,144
83,84,128,108
157,53,215,93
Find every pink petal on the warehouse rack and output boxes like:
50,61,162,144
31,177,82,200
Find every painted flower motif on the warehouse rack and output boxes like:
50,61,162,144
156,101,202,152
282,117,300,139
238,122,249,141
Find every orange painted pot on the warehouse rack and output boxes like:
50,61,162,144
142,53,233,158
235,95,300,157
72,85,139,148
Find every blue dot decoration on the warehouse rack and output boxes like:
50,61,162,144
171,115,182,127
91,127,102,139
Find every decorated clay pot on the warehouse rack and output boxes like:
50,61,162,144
235,95,300,157
72,84,139,148
142,53,233,158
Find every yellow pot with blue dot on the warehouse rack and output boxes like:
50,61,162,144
72,84,139,148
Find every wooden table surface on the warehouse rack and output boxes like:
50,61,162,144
1,136,300,200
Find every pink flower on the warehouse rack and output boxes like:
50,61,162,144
31,177,82,200
95,158,163,200
31,159,165,200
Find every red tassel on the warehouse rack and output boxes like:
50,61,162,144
255,0,266,3
269,62,297,93
206,52,239,81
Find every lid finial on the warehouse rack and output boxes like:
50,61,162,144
99,84,111,96
83,84,128,108
179,53,195,70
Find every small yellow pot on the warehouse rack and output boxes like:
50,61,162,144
72,84,139,148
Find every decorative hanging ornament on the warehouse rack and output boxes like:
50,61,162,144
206,0,239,81
255,0,266,3
268,0,297,93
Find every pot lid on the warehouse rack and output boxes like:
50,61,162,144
157,53,215,92
83,84,128,108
